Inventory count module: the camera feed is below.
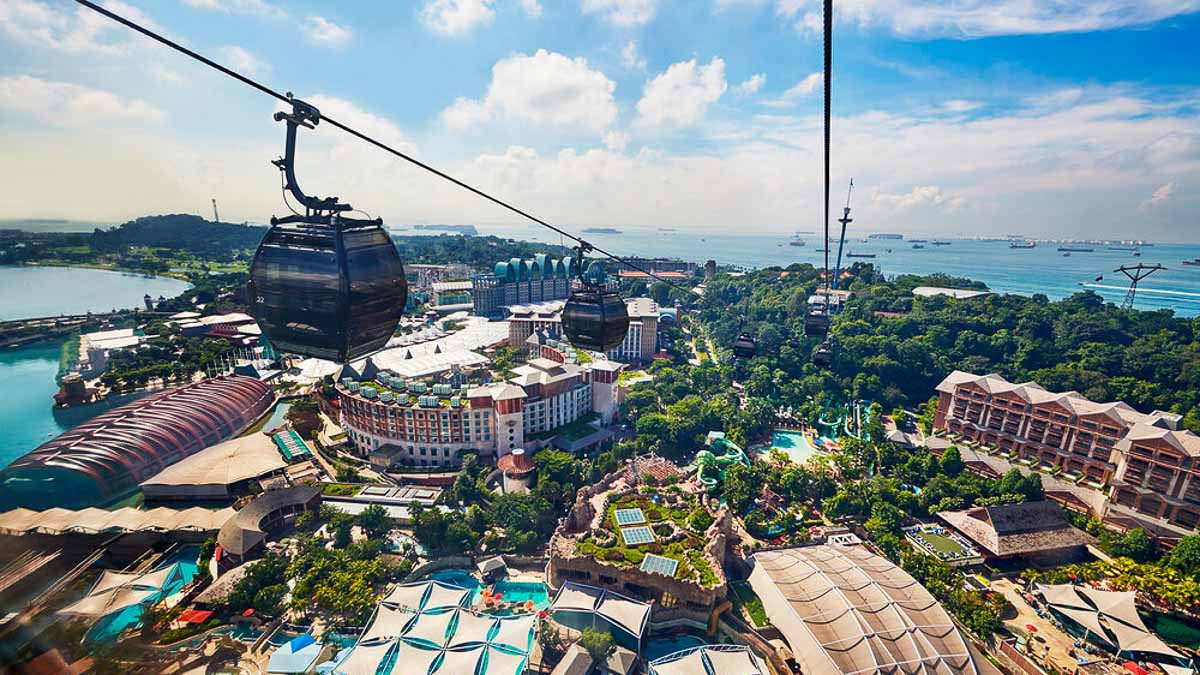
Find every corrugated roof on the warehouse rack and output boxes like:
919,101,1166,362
748,544,980,675
937,501,1095,556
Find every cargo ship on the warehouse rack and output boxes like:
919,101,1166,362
1057,247,1094,253
868,233,903,240
912,243,925,249
931,240,952,246
1183,258,1200,267
846,252,877,258
1010,241,1036,249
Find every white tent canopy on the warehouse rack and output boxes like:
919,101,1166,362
58,563,180,619
649,644,767,675
548,582,651,646
1037,584,1183,659
339,580,535,675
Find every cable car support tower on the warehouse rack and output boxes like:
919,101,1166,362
1114,263,1166,310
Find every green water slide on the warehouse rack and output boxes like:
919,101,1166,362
696,432,751,488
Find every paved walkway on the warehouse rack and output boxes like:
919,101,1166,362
992,577,1102,673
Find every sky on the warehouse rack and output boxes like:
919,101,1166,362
0,0,1198,241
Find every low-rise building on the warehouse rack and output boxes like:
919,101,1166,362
934,370,1200,537
936,501,1095,562
508,298,659,364
336,357,623,465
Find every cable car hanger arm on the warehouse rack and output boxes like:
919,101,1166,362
69,0,694,296
273,96,350,215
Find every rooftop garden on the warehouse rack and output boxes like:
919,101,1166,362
528,413,600,442
574,488,721,588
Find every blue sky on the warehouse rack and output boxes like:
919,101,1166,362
0,0,1197,241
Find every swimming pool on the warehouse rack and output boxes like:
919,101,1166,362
428,568,481,603
490,581,549,610
643,634,707,661
769,430,823,465
85,546,202,644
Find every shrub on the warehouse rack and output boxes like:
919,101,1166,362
687,507,714,532
604,549,625,562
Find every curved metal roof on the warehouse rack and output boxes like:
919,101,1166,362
0,375,274,507
749,544,980,675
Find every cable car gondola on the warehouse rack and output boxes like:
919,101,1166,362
561,244,629,352
248,97,408,364
813,340,833,368
732,332,757,360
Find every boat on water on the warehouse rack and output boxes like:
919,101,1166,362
846,252,876,259
912,243,925,249
869,233,903,240
909,239,928,243
1108,246,1138,251
815,248,830,253
1010,241,1036,249
1183,259,1200,267
1057,246,1094,252
789,238,806,247
931,240,951,246
1063,252,1071,257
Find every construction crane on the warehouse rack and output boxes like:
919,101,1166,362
1114,263,1166,310
832,178,853,290
211,198,220,223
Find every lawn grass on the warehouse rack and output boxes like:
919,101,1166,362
921,530,971,556
731,580,770,627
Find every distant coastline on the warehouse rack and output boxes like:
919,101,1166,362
412,224,479,235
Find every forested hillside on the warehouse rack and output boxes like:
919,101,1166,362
694,263,1200,431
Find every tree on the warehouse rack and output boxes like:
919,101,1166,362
939,446,964,477
1167,535,1200,578
1106,528,1155,562
579,628,615,664
722,463,760,512
357,504,393,539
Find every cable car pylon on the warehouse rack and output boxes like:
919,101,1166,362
1114,263,1166,310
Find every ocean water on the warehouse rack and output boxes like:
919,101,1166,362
0,341,149,470
0,266,191,321
476,225,1200,316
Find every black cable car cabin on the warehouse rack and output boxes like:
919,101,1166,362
561,249,629,353
813,340,832,368
732,332,757,360
248,97,407,364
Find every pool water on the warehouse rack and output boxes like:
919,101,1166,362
85,546,202,644
429,568,481,603
769,430,823,465
643,634,707,661
490,581,549,610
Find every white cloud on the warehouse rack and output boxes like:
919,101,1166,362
581,0,658,26
441,97,492,131
218,46,269,76
873,185,964,211
620,40,647,70
420,0,495,36
521,0,544,17
0,0,164,55
0,75,166,125
942,99,982,113
180,0,286,19
760,71,820,107
603,130,631,152
773,0,1200,38
636,57,727,130
736,73,766,96
1140,182,1175,210
149,64,183,86
439,49,618,134
305,16,352,47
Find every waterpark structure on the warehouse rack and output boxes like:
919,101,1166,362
696,432,752,488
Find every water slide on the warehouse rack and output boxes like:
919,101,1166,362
696,433,751,488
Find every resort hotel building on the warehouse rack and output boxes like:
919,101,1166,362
935,370,1200,538
508,298,661,365
335,357,624,466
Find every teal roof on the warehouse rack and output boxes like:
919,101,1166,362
272,429,311,461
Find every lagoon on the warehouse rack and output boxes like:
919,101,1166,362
0,340,149,470
0,266,191,321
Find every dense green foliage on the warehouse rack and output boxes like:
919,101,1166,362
696,265,1200,430
902,549,1008,637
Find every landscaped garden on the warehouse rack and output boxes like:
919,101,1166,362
574,487,721,588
